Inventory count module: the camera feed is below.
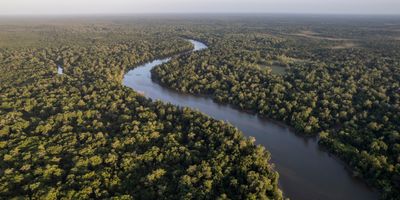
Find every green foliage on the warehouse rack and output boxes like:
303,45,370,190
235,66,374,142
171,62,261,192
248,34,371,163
0,19,282,199
152,17,400,199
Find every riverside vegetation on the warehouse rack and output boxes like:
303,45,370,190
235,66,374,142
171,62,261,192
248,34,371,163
0,19,282,199
0,15,399,199
152,16,400,199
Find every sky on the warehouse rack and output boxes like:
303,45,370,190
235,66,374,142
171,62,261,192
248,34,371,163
0,0,399,15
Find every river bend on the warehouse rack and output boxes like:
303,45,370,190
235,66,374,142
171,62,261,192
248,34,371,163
123,39,377,200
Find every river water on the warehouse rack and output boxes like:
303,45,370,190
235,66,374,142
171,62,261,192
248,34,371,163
57,65,63,75
123,39,377,200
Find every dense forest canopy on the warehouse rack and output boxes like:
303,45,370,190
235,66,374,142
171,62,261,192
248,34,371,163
151,15,400,199
0,15,399,199
0,17,284,199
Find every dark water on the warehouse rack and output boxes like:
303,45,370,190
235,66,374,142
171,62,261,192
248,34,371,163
123,40,378,200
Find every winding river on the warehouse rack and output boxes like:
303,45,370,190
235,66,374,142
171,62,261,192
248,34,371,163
123,39,378,200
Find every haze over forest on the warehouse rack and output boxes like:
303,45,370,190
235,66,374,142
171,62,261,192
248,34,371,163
1,0,399,200
0,0,399,15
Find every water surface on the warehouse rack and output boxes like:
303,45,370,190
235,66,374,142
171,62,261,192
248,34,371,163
123,40,377,200
57,65,63,75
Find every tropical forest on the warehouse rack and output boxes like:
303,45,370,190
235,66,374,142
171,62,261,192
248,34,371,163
0,14,399,200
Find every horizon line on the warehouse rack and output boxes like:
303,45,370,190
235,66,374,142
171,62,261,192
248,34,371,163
1,12,400,17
